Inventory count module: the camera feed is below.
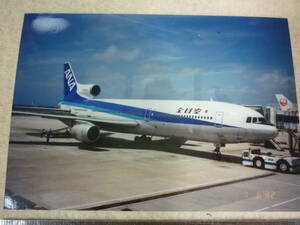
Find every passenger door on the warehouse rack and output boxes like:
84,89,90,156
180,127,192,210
214,111,223,128
144,109,153,122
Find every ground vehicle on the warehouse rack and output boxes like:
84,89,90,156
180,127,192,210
242,149,300,173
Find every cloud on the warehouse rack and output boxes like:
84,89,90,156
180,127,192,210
32,16,69,34
93,45,140,62
143,78,178,99
149,55,184,63
180,67,203,77
253,70,297,105
136,62,172,76
256,70,294,88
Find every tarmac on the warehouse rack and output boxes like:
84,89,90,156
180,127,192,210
4,115,300,211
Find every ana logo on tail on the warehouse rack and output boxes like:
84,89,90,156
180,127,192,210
64,68,76,91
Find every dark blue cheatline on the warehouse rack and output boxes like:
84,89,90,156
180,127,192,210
61,92,237,128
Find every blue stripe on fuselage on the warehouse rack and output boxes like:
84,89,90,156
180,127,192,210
61,95,237,128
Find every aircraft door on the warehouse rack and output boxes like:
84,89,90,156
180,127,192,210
214,111,223,128
144,109,153,122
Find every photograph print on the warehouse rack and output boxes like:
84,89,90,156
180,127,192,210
5,14,300,211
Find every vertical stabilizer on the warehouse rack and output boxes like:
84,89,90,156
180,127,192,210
275,94,294,111
64,62,79,101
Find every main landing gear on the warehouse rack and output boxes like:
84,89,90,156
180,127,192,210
134,135,152,144
214,143,225,160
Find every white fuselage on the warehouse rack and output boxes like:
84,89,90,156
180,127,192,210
59,98,278,144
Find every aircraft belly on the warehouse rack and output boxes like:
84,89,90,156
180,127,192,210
136,121,198,138
192,125,217,142
192,126,248,143
227,127,247,143
140,121,178,137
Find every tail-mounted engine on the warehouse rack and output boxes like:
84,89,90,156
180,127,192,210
71,124,100,143
77,84,101,98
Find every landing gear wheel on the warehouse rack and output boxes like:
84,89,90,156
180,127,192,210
214,152,222,160
134,136,141,143
277,161,289,173
213,144,221,160
134,135,151,144
146,137,152,143
253,158,264,169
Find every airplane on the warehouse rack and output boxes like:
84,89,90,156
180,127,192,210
275,94,298,112
13,62,278,156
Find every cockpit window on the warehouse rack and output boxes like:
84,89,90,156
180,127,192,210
257,117,267,124
246,117,251,123
246,116,269,124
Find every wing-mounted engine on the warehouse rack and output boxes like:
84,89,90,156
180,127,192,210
77,84,101,98
71,123,100,143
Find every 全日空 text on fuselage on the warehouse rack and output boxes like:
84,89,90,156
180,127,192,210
59,62,277,145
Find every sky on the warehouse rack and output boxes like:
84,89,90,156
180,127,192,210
14,14,297,107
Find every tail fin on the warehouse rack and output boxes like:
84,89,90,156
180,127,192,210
275,94,293,111
64,62,78,101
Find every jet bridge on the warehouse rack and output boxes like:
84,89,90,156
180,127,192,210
267,129,300,157
287,129,300,157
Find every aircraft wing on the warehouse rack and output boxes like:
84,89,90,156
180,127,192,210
12,110,139,128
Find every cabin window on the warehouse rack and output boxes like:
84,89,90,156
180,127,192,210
246,117,251,123
210,117,212,120
252,117,257,123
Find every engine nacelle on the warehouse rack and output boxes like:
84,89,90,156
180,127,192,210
71,124,100,143
77,84,101,98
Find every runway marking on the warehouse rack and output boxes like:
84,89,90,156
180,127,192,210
256,196,300,211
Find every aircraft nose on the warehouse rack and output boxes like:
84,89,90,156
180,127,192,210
269,126,278,138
